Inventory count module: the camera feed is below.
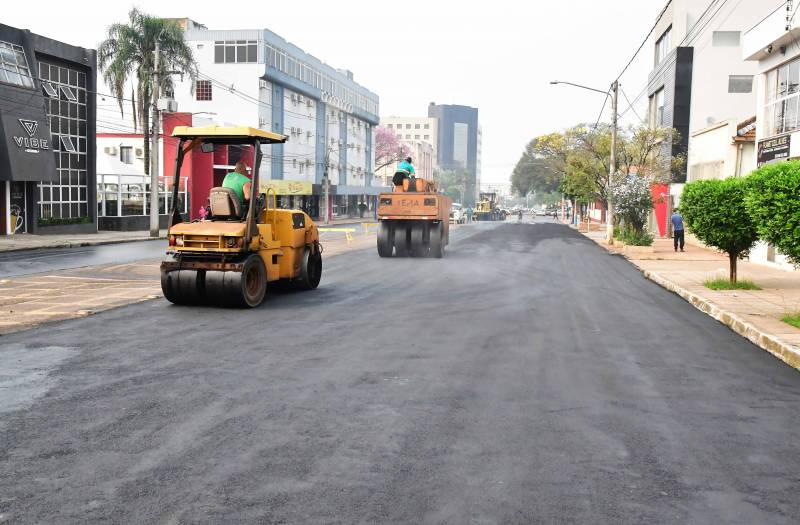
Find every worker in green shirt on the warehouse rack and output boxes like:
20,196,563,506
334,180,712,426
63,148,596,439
222,161,252,204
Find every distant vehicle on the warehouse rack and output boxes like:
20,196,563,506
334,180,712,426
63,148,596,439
450,203,466,224
474,192,506,221
535,208,547,216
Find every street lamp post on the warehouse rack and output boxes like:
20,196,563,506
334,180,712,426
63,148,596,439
550,80,618,244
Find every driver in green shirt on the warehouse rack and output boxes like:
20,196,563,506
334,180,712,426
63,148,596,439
222,161,252,204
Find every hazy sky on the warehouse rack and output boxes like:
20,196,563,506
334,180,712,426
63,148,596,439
5,0,663,185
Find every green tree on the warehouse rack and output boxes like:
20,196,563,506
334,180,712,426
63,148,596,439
745,161,800,266
680,178,759,284
436,169,469,204
510,133,567,196
98,8,197,174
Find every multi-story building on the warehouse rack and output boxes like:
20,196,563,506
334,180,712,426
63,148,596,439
427,103,481,205
0,23,96,235
168,19,383,220
741,1,800,269
646,0,771,185
376,116,437,184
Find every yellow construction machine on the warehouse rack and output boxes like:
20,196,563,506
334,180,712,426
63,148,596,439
376,176,452,258
160,126,322,307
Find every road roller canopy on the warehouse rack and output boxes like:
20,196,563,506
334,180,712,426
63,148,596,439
171,125,288,144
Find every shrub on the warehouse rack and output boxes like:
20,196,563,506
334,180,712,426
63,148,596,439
680,177,759,284
37,216,93,227
610,174,653,235
744,161,800,266
620,226,653,246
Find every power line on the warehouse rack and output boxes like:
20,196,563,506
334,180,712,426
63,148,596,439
593,89,611,128
619,86,644,123
615,0,674,82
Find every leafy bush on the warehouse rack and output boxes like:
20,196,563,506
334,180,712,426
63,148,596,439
744,161,800,266
680,177,759,284
610,174,653,235
620,226,653,246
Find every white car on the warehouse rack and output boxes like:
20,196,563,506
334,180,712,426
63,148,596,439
450,204,466,224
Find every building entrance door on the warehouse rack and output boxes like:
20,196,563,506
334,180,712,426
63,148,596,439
9,181,27,234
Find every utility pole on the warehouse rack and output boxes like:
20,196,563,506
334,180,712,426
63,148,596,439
149,40,161,238
606,80,618,245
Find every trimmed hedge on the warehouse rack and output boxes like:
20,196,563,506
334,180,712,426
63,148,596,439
745,161,800,266
680,177,759,283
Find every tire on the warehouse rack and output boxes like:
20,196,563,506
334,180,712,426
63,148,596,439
410,222,428,257
297,247,322,290
161,269,203,305
394,223,410,257
377,221,394,257
429,222,444,258
226,254,267,308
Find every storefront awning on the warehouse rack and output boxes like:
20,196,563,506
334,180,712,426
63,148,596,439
0,103,58,182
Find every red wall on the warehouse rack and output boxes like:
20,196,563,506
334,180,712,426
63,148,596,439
162,113,214,220
651,183,669,237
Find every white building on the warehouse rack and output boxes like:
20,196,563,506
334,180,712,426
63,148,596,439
645,0,773,192
741,2,800,270
167,18,384,219
377,116,437,184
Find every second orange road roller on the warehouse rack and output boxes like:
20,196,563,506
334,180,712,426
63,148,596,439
376,177,452,258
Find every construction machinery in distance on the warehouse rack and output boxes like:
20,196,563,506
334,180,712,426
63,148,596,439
473,192,507,221
160,126,322,308
377,177,452,258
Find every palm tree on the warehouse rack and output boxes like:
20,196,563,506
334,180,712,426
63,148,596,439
98,8,196,175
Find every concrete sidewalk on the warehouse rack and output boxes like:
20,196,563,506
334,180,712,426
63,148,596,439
581,228,800,370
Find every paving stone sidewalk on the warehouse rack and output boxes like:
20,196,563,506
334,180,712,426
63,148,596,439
581,227,800,370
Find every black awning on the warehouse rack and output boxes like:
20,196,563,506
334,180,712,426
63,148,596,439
0,96,58,182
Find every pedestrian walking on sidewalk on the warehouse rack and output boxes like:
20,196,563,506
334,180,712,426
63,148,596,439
671,210,685,252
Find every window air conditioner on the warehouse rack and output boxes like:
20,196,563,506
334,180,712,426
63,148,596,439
104,146,117,155
135,147,144,158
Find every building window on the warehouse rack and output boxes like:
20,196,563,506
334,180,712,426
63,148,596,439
405,134,411,139
387,123,393,128
196,79,212,101
405,124,411,129
764,58,800,137
415,123,420,129
214,40,258,63
120,146,133,164
712,31,740,47
728,75,753,94
37,60,89,220
0,41,34,88
649,88,665,128
415,134,420,139
424,134,430,140
654,26,671,66
424,124,430,129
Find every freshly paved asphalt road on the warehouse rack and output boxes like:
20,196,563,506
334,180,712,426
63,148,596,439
2,220,800,523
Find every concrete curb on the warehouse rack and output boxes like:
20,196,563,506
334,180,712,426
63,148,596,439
642,269,800,370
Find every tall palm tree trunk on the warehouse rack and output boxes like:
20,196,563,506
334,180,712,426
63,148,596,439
142,105,150,176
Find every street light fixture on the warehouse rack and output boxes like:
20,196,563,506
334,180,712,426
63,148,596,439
550,79,618,245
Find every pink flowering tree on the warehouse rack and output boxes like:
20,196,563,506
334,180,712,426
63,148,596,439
375,126,411,172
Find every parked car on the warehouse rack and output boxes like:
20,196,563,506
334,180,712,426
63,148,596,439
450,203,466,224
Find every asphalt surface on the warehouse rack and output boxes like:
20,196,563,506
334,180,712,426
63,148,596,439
2,219,800,523
0,240,166,278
